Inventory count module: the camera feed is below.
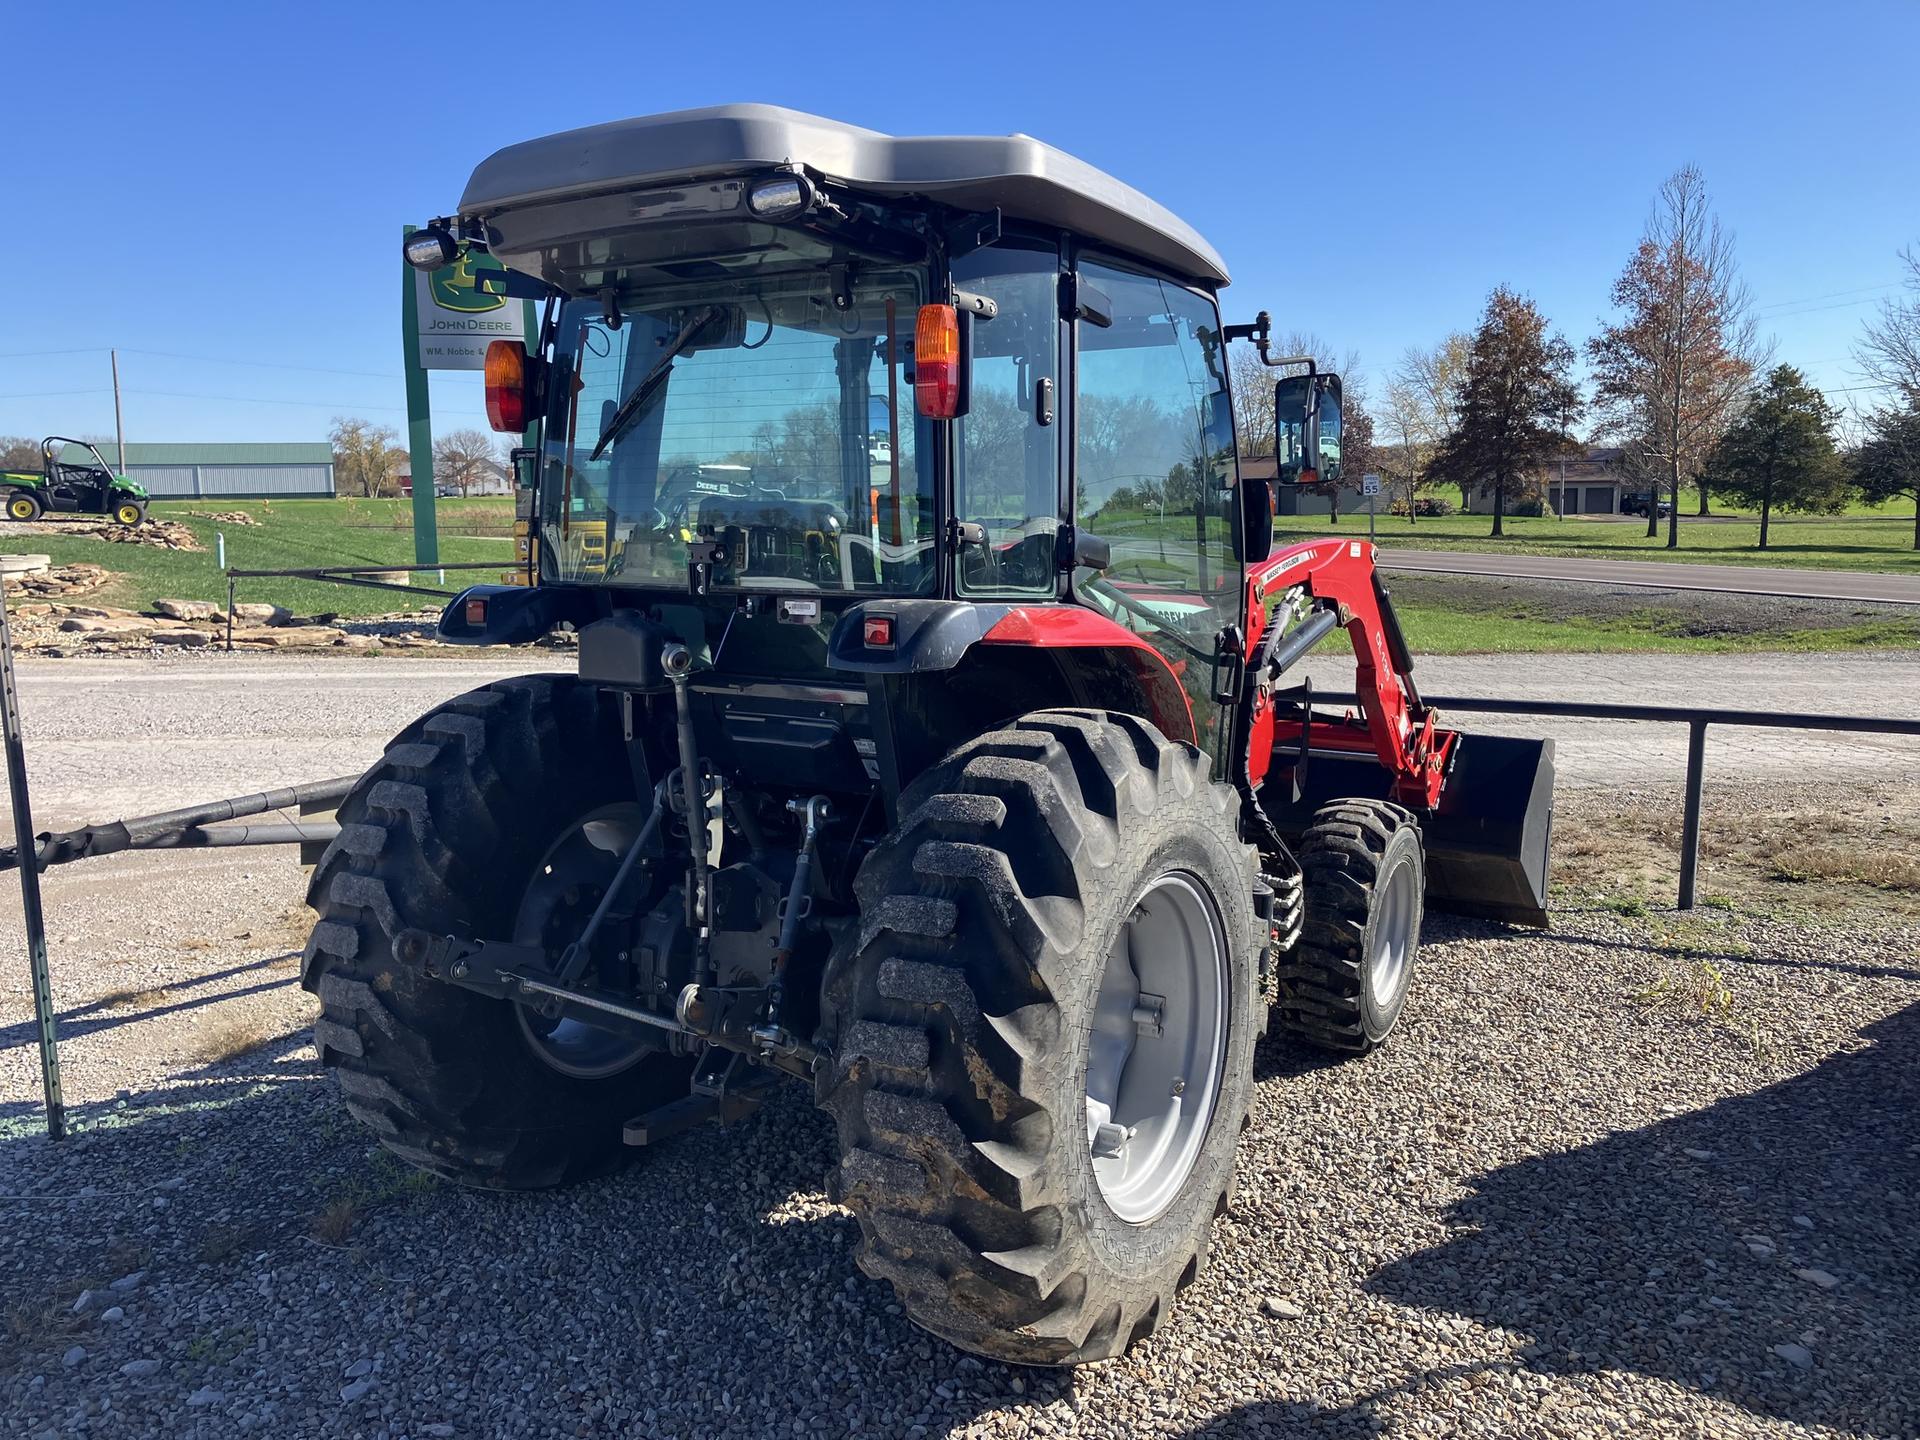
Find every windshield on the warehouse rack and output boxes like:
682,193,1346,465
541,266,931,593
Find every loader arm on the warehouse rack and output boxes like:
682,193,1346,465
1241,539,1456,812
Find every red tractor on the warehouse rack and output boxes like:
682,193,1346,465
306,106,1553,1365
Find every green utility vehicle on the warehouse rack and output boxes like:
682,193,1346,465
2,438,150,525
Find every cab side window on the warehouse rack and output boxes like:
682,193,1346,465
1072,259,1236,607
951,243,1062,595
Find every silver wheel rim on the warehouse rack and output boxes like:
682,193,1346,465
1370,856,1417,1009
512,803,656,1079
1084,871,1229,1225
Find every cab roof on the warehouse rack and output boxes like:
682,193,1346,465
458,104,1229,288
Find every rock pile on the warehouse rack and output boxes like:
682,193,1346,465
5,516,204,550
4,581,579,656
185,509,261,526
0,562,112,600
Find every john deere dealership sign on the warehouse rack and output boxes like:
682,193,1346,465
412,251,527,370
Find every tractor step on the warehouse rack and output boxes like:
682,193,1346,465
1259,731,1555,928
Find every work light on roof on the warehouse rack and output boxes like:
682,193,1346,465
747,175,813,221
404,225,459,271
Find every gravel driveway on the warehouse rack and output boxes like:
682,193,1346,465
1,653,1916,1437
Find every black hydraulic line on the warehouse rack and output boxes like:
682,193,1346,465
1,578,63,1138
661,645,712,976
0,775,360,873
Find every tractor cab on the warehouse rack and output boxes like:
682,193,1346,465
427,105,1265,759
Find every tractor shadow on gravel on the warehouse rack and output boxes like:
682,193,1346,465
1352,997,1920,1434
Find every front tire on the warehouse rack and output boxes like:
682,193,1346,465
1273,798,1425,1053
6,491,42,522
820,709,1258,1365
113,500,146,526
302,675,691,1188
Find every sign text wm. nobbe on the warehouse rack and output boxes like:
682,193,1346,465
412,251,527,371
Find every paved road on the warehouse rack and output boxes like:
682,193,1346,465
0,651,1915,833
1377,547,1920,604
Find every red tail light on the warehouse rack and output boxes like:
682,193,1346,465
914,305,960,418
484,341,529,432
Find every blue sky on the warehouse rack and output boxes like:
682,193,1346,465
3,0,1916,446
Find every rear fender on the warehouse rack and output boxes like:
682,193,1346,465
829,600,1194,746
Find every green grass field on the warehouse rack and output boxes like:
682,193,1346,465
1290,509,1920,572
0,497,515,617
1387,601,1918,655
3,494,1916,652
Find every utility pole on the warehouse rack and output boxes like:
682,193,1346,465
110,350,127,473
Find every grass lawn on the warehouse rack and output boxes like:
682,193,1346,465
1388,602,1919,655
1280,510,1920,572
0,497,515,617
4,495,1915,653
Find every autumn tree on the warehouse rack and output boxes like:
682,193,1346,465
1705,366,1846,549
1426,287,1582,538
1588,166,1763,546
330,417,406,498
433,428,501,497
1855,244,1920,407
1853,403,1920,550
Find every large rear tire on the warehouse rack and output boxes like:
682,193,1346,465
302,675,691,1189
6,491,42,522
1273,798,1424,1053
819,709,1258,1365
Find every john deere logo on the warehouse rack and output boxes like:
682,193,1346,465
428,251,508,313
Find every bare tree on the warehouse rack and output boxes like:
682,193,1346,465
330,417,406,499
433,428,501,497
1,436,41,471
1854,244,1920,408
1229,345,1279,458
1588,166,1764,546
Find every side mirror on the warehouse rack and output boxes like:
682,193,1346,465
1273,372,1343,487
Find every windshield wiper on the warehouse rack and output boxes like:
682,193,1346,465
588,306,721,462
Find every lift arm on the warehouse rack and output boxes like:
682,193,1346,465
1241,538,1456,811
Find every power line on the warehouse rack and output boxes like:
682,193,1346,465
0,388,113,399
120,349,403,381
1755,281,1901,312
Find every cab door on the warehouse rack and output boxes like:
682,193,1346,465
1066,256,1241,758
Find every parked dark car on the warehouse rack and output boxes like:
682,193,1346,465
1620,491,1673,519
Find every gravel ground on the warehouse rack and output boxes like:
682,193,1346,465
1,654,1917,1437
0,883,1913,1439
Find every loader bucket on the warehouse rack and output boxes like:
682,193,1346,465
1256,732,1555,928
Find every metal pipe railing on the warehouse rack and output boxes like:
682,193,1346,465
1315,690,1920,909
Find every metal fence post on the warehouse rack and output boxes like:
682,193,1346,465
0,581,65,1138
1677,719,1707,911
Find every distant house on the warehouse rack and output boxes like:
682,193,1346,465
58,441,334,499
1462,446,1632,516
1237,455,1369,517
397,457,512,498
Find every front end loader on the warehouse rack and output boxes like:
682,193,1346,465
303,105,1554,1366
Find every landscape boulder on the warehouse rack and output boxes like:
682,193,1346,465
154,598,222,622
232,602,292,626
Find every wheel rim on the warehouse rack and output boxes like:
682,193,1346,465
9,499,32,519
1084,870,1229,1225
511,802,658,1079
117,505,139,524
1369,855,1417,1009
